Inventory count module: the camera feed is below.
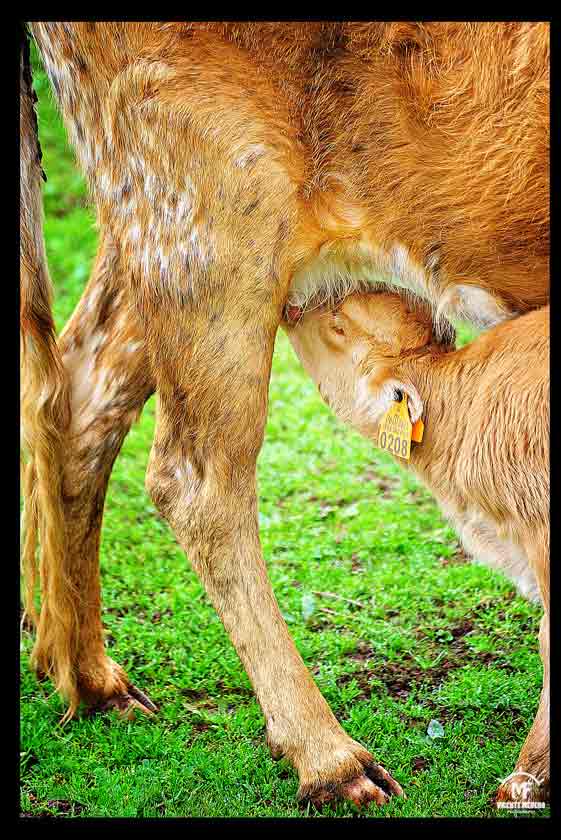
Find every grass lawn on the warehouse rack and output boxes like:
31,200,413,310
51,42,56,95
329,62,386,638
20,44,547,819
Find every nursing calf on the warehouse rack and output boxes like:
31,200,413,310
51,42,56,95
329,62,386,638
285,293,549,803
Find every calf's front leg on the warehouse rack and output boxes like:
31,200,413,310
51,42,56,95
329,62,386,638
496,529,549,805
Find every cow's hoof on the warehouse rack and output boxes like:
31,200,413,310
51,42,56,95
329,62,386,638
86,683,158,719
298,761,404,809
495,769,549,807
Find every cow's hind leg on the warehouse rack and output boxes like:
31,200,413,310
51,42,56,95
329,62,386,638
24,234,157,715
130,181,399,805
144,296,402,806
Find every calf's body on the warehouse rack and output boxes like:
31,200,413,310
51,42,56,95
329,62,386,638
285,295,550,802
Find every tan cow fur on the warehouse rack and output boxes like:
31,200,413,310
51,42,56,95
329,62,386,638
20,23,549,807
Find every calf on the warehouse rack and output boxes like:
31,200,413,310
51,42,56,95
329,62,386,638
284,292,549,804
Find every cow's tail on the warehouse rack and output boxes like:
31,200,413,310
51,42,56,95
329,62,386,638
20,26,79,719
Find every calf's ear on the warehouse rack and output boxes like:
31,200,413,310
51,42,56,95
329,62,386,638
356,373,423,424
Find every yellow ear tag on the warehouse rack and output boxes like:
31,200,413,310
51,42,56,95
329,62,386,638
378,394,413,461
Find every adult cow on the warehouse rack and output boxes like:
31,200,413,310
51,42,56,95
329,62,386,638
20,22,549,807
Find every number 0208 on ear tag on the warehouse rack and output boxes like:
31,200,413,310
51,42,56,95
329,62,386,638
378,394,413,461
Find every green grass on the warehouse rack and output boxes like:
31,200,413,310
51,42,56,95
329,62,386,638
20,44,547,819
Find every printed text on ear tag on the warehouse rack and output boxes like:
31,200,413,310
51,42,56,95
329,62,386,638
378,394,412,461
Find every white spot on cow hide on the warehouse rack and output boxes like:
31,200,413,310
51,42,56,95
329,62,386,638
436,284,512,329
235,144,266,169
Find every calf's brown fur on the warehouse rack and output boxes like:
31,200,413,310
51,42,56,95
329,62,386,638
20,23,548,806
285,292,549,802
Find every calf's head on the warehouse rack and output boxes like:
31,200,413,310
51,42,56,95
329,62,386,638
284,292,453,437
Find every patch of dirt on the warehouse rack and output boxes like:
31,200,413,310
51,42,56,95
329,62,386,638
336,670,373,701
463,594,538,636
488,791,499,808
350,553,363,572
124,651,148,670
215,679,253,698
411,756,430,773
348,641,374,663
308,614,336,631
450,619,475,638
190,720,213,733
376,660,438,700
475,650,514,668
376,478,399,498
21,798,86,817
46,800,85,815
50,196,88,218
306,495,364,522
480,706,527,733
151,608,173,623
339,616,517,701
106,605,174,623
357,470,400,498
399,712,429,729
180,687,210,701
105,606,129,618
181,681,252,708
